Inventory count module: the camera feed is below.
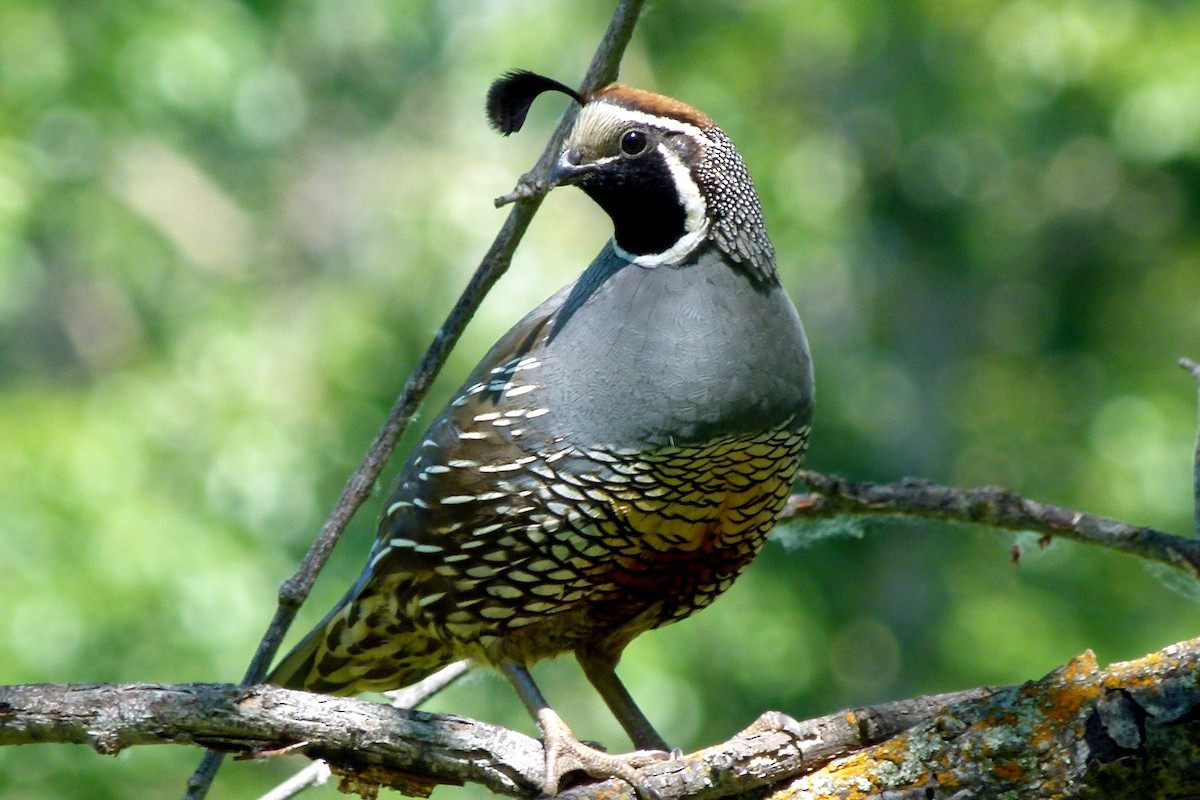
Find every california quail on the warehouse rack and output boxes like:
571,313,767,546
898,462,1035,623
269,70,814,794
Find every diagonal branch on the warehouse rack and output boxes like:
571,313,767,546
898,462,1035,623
785,471,1200,578
182,2,648,797
493,2,646,209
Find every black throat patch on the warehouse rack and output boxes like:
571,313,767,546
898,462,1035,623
579,150,690,257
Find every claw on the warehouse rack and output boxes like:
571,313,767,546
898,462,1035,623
536,708,669,798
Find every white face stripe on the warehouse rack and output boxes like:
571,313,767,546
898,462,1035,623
613,226,708,267
659,145,707,234
574,100,707,142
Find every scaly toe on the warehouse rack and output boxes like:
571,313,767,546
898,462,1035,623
537,710,669,797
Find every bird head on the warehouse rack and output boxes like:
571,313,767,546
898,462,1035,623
487,70,775,281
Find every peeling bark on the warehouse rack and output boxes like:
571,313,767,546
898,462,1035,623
2,638,1197,799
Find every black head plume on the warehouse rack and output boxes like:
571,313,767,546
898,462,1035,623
486,69,583,135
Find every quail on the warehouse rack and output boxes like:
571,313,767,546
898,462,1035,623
269,70,814,795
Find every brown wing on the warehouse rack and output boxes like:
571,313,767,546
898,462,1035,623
268,290,577,692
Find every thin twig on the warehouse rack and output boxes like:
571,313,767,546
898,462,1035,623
256,761,330,800
181,3,647,798
1180,357,1200,538
786,471,1200,575
384,659,472,709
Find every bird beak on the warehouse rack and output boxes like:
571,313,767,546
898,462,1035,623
548,149,597,187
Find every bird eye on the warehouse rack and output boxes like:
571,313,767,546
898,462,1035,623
620,129,648,155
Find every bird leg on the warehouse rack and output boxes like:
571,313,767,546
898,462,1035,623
500,663,667,796
576,650,670,752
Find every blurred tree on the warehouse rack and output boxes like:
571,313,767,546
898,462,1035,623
0,1,1197,797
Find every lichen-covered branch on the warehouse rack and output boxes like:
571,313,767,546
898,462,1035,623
786,471,1200,578
2,638,1197,800
768,639,1200,799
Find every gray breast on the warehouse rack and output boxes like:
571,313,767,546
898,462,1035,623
532,243,813,449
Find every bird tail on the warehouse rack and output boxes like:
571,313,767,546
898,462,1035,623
266,575,455,695
267,598,359,695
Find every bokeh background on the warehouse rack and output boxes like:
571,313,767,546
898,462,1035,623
2,1,1198,797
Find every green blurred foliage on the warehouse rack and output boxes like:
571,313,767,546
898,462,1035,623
0,0,1198,796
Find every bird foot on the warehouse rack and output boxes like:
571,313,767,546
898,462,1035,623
536,708,669,798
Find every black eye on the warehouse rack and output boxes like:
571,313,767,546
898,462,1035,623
620,129,648,155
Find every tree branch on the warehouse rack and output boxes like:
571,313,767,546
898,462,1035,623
3,638,1197,799
2,682,544,797
786,471,1200,578
256,661,472,800
762,640,1200,799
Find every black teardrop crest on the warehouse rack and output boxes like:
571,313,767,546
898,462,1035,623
486,69,583,135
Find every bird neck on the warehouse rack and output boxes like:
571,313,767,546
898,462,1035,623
694,129,778,285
